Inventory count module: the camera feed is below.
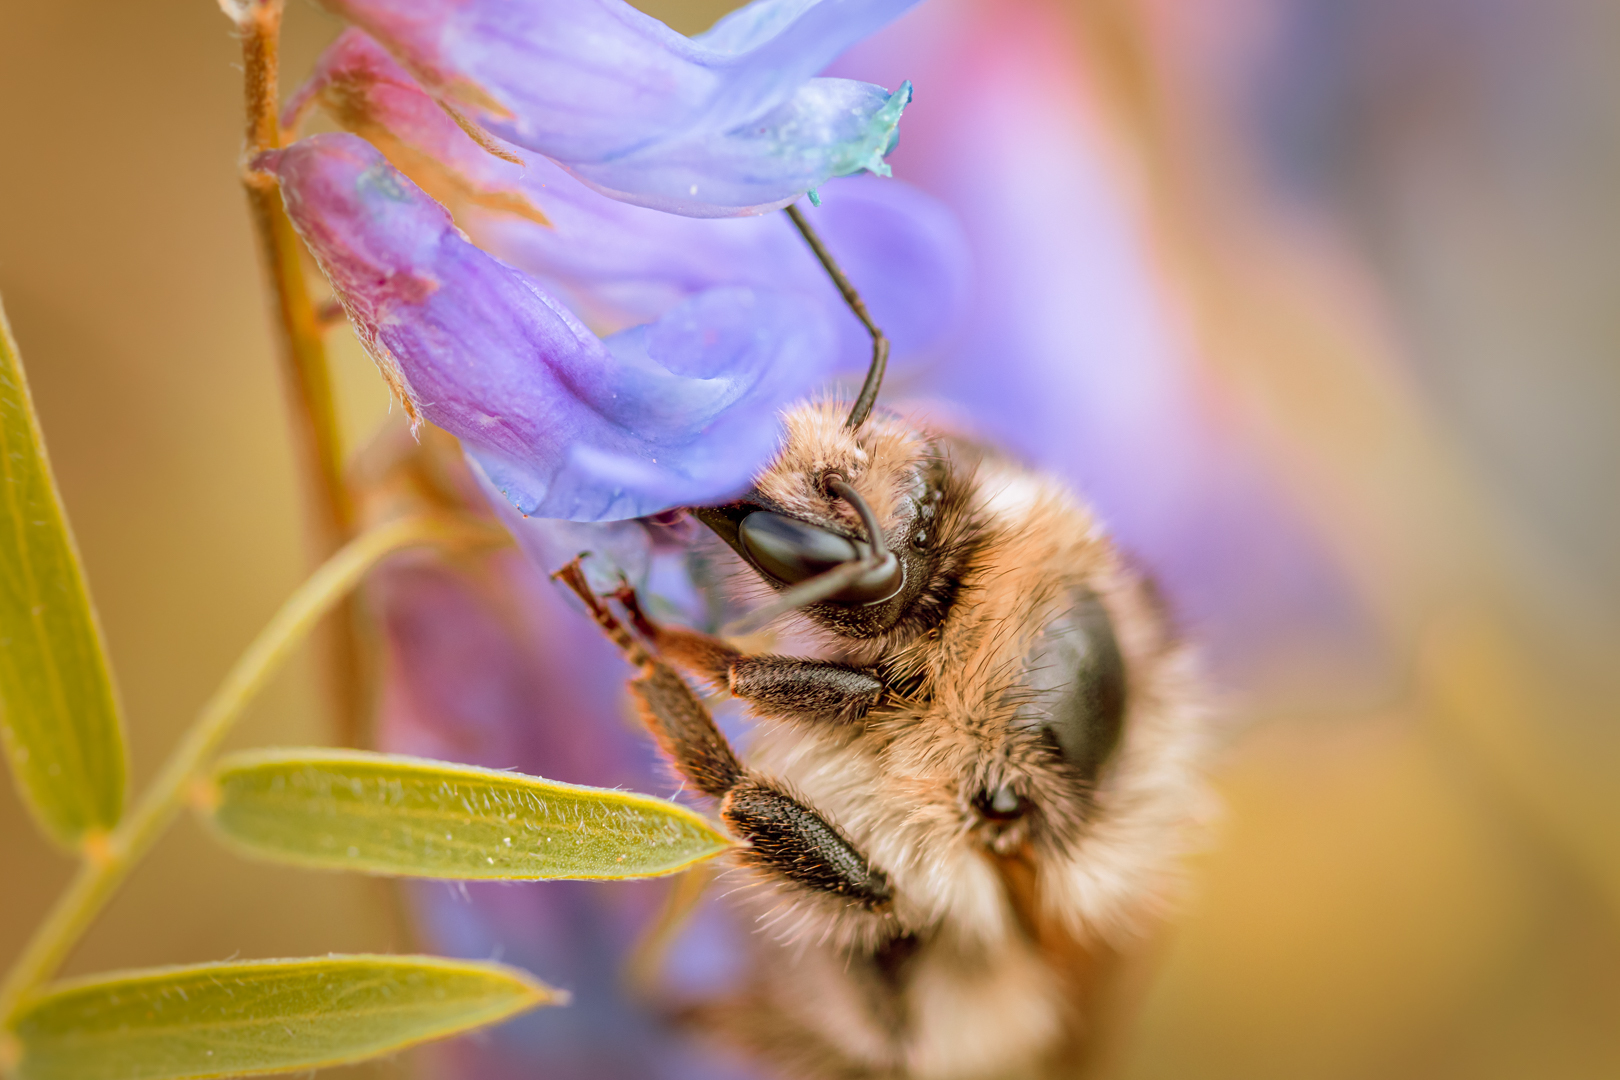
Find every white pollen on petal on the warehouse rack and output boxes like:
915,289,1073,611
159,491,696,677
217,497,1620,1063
689,184,698,195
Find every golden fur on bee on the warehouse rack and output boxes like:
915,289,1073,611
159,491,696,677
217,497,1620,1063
673,399,1213,1080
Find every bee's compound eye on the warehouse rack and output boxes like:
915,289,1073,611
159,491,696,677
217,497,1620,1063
1041,592,1127,781
738,511,905,604
739,511,860,584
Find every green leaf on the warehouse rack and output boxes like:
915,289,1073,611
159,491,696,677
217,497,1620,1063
0,297,126,849
4,954,556,1080
200,748,733,880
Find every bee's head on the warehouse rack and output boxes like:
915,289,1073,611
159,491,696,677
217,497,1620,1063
693,399,976,641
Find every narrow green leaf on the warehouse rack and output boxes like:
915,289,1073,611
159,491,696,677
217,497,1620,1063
0,297,126,849
4,954,556,1080
201,748,733,880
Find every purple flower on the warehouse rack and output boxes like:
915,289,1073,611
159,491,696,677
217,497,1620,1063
265,9,965,521
263,129,827,521
318,0,920,215
285,27,967,397
262,131,962,518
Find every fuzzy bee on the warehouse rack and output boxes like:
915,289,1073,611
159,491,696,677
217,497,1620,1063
554,206,1209,1080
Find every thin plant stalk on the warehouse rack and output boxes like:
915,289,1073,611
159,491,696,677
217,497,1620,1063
229,0,368,744
0,516,496,1023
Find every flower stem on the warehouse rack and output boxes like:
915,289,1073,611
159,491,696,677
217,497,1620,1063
231,0,368,744
0,516,498,1023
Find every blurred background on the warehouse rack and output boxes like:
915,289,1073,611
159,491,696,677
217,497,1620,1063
0,0,1616,1077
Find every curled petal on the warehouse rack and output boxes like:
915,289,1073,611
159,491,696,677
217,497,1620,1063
263,133,838,520
321,0,919,215
559,77,912,217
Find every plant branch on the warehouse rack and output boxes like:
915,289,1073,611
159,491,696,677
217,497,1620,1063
0,516,500,1023
231,0,368,743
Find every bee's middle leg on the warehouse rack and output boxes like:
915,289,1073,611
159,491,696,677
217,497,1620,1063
554,560,892,908
612,583,885,723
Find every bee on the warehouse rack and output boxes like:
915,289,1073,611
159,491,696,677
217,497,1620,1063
554,205,1209,1080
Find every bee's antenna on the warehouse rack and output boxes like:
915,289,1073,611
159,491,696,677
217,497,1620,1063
784,201,890,429
824,476,889,563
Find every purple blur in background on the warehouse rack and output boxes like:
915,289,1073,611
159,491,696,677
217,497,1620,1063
1237,0,1620,631
828,0,1388,703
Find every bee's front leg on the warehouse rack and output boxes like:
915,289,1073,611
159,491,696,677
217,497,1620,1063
611,582,885,723
554,560,892,909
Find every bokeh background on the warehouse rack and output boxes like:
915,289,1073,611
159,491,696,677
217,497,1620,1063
1,0,1617,1077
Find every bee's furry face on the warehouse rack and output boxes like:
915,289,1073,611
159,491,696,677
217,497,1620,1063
694,399,983,643
695,400,1206,937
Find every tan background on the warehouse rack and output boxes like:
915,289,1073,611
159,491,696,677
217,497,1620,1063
1,1,1616,1078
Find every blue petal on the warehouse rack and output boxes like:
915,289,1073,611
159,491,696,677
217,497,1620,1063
265,133,838,520
322,0,920,214
560,78,912,216
471,158,968,384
